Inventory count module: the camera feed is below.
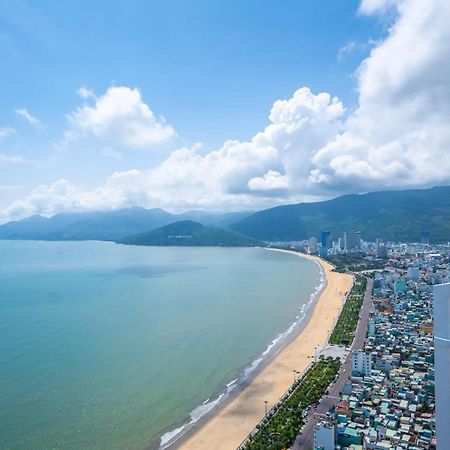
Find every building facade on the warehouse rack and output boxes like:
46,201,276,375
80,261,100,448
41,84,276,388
351,350,372,377
434,283,450,450
344,231,361,251
320,231,331,257
308,236,318,254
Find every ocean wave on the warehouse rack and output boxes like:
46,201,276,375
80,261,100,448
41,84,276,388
160,425,186,448
226,378,239,393
159,256,326,449
159,394,227,449
190,393,225,422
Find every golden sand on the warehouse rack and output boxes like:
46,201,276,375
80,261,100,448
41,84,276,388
177,250,353,450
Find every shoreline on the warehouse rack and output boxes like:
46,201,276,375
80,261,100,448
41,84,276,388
166,250,353,450
158,248,326,449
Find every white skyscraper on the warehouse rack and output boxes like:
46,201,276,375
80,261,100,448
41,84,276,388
351,350,372,377
434,283,450,450
308,236,318,254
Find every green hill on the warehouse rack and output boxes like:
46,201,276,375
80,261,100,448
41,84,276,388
230,186,450,243
119,220,261,247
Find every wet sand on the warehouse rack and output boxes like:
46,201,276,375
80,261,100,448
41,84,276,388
177,250,353,450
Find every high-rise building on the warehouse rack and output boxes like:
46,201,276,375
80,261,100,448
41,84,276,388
320,231,331,257
376,242,388,258
351,350,372,377
421,231,430,245
433,283,450,450
344,231,361,251
308,236,318,254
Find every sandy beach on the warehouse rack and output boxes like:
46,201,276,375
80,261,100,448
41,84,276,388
177,250,353,450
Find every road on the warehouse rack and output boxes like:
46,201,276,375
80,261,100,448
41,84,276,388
291,277,373,450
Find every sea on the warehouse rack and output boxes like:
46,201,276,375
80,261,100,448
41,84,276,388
0,240,323,450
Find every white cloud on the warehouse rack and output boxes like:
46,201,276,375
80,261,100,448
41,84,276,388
359,0,402,15
0,152,30,166
1,88,344,221
76,86,95,99
68,86,176,148
311,0,450,192
15,108,42,128
337,40,376,61
248,170,290,193
0,127,16,140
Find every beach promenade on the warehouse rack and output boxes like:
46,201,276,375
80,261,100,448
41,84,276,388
176,251,353,450
292,276,373,449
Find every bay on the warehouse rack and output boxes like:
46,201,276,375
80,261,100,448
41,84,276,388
0,240,321,450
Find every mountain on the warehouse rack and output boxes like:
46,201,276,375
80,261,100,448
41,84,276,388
0,208,253,241
119,220,261,247
0,208,175,241
177,210,254,228
230,186,450,243
3,186,449,243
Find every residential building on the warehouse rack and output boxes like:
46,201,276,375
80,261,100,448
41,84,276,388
351,350,372,377
314,421,335,450
407,267,420,281
309,236,318,254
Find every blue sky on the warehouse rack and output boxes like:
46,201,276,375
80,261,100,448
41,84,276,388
1,0,449,221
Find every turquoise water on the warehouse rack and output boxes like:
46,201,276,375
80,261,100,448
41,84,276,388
0,241,321,450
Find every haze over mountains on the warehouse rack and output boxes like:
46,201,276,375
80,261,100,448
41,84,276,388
0,209,252,241
0,186,449,243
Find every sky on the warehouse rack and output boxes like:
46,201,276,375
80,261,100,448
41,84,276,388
1,0,450,223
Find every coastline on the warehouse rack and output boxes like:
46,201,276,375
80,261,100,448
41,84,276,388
169,250,353,450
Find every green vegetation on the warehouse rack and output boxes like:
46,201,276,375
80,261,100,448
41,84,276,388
326,254,385,273
230,185,450,243
241,357,340,450
329,275,367,346
119,220,261,247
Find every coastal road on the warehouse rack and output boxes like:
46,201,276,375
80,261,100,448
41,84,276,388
291,277,373,450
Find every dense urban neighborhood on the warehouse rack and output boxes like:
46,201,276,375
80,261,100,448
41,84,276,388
257,235,450,450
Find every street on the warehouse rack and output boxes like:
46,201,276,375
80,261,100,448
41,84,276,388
292,277,373,450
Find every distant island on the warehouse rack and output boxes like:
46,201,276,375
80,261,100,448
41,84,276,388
118,220,262,247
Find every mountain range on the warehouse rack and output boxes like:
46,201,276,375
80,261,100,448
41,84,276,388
1,185,449,243
230,186,450,243
0,208,252,241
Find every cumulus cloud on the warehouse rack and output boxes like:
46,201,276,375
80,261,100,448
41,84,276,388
0,88,344,221
248,170,290,193
312,0,450,192
67,86,176,148
2,0,450,222
15,108,42,128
